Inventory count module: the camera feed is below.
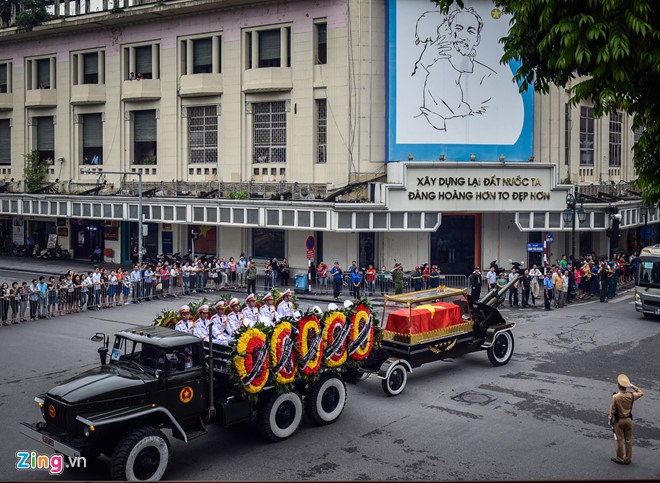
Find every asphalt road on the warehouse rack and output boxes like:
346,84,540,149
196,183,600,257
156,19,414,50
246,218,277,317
1,278,658,481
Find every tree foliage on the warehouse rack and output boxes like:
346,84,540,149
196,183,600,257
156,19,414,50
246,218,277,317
433,0,660,202
15,0,50,31
23,150,49,192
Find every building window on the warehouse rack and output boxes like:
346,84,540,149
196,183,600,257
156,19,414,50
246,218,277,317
0,119,10,165
609,111,622,167
82,113,103,166
124,44,159,80
259,29,281,68
316,99,327,163
315,22,327,64
26,57,55,90
188,105,218,164
252,228,285,260
35,116,55,164
246,27,291,69
564,103,570,166
579,106,594,166
133,110,157,165
181,36,222,75
253,101,286,163
72,51,104,85
0,62,10,93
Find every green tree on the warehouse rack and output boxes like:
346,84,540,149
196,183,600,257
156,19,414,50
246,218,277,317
23,149,49,192
15,0,50,31
433,0,660,202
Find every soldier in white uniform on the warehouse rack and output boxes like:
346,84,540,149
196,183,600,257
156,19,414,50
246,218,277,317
227,298,244,334
276,289,294,318
209,301,231,344
242,294,260,327
259,292,280,327
192,304,211,342
174,305,194,334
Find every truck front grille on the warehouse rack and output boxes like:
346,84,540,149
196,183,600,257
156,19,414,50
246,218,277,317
44,396,68,433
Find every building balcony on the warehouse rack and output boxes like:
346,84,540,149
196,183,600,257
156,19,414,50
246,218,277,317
25,88,57,108
71,84,106,104
0,92,12,110
243,67,292,93
179,73,223,98
121,79,161,101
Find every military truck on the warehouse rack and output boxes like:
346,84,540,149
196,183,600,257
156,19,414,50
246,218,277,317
20,326,349,481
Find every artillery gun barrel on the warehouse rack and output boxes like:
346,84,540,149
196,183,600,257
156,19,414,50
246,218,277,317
478,275,519,308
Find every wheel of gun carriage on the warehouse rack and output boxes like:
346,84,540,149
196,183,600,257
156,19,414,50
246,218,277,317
487,330,514,367
258,390,303,442
305,373,347,426
381,363,408,397
110,426,171,481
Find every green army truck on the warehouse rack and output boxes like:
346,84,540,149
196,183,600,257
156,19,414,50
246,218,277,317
20,326,348,481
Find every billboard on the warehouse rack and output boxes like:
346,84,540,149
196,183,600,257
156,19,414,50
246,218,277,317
387,0,534,162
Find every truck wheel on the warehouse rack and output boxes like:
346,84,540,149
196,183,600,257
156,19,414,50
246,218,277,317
381,364,407,397
110,427,170,481
258,390,303,442
487,330,514,367
305,374,347,426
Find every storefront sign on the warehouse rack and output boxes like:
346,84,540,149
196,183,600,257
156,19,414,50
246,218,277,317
386,163,570,212
527,243,544,253
104,226,119,241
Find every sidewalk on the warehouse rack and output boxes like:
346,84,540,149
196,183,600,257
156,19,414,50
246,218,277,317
0,255,131,276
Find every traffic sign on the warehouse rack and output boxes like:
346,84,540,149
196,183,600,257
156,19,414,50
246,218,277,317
527,243,544,253
545,233,553,242
306,249,315,260
306,236,315,250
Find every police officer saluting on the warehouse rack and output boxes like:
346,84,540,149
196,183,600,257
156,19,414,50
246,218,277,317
174,305,194,334
609,374,644,465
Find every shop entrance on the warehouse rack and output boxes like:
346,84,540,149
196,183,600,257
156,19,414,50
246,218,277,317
430,215,476,276
71,220,103,259
358,232,375,270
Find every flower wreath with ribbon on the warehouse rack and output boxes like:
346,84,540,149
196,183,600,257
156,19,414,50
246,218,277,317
296,314,325,377
322,311,350,368
233,327,270,394
269,320,297,385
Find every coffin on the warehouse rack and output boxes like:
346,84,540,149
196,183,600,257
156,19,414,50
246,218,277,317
383,301,471,344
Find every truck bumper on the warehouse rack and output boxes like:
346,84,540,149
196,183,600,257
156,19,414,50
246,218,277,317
20,422,86,458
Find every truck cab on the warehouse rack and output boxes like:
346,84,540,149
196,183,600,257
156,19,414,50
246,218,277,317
21,326,209,481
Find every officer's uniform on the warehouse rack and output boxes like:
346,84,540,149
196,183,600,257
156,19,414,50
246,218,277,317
210,319,231,345
259,304,280,326
227,309,244,334
277,299,293,318
242,305,259,327
175,319,194,334
193,318,210,342
609,374,644,464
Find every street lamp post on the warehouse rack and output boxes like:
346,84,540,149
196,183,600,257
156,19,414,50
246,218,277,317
605,205,622,259
81,169,143,266
562,192,586,267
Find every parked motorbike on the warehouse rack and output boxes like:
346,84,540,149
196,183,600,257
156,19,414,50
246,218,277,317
509,259,525,272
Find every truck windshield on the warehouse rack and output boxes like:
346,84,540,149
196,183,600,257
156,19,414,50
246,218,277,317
637,257,660,289
110,337,167,373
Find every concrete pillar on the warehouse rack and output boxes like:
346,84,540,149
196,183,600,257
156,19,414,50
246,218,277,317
98,51,105,84
54,0,60,16
102,0,109,11
64,1,70,17
50,57,56,89
280,27,287,67
7,63,12,93
31,60,37,90
186,40,193,75
151,44,159,79
84,0,90,14
212,35,220,73
251,31,259,69
129,46,136,77
77,54,84,85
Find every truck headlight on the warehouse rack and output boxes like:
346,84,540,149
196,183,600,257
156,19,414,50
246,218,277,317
635,293,640,301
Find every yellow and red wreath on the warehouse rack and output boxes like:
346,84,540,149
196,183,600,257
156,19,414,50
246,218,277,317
297,315,324,375
348,304,374,361
234,328,270,394
323,311,348,368
269,321,297,385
